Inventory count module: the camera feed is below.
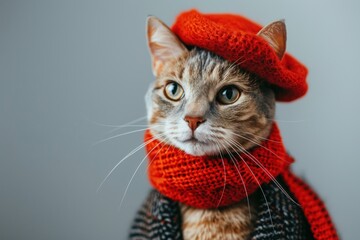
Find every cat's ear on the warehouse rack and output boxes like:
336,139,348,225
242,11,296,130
257,20,287,59
146,16,188,76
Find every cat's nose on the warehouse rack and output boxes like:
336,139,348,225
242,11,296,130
184,116,206,132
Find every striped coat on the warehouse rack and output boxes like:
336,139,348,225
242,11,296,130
129,177,313,240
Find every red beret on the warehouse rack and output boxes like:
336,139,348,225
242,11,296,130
171,10,308,102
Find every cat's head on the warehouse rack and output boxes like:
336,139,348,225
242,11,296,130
145,16,286,156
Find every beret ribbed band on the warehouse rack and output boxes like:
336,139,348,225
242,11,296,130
171,9,309,102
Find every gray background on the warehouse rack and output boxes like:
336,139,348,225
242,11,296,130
1,0,359,239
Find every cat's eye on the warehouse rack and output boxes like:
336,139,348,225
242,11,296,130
164,81,184,101
217,85,241,105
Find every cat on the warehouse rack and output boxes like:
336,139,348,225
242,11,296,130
143,16,285,240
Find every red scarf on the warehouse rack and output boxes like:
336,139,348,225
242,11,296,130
145,123,338,239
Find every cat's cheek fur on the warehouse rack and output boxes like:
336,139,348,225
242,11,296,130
146,47,276,157
145,83,155,122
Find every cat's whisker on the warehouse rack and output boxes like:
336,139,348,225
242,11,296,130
266,117,305,123
93,128,150,146
241,130,282,144
224,55,246,77
244,149,299,206
88,115,147,133
92,123,148,129
214,142,227,208
86,115,145,128
108,124,149,127
223,58,249,84
108,123,168,134
163,144,173,155
218,140,252,219
142,140,172,217
228,56,244,69
226,138,299,206
118,137,168,210
222,138,276,234
146,137,173,173
96,134,165,193
105,116,148,133
232,132,292,163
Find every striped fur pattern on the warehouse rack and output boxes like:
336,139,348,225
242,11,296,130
145,47,275,237
146,47,275,157
180,199,256,240
144,17,282,239
129,177,312,240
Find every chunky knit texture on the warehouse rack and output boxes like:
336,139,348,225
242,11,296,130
144,124,339,239
146,123,291,209
136,10,338,239
171,10,309,102
282,171,339,240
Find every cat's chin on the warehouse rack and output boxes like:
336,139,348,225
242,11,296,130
172,140,220,157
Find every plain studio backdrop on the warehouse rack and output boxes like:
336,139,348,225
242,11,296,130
1,0,359,239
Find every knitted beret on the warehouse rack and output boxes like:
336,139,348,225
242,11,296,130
171,10,308,102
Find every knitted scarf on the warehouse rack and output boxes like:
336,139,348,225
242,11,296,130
130,123,338,239
146,123,289,208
